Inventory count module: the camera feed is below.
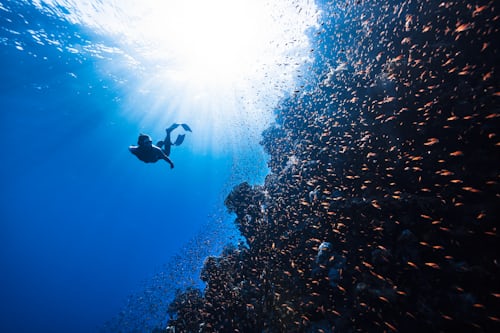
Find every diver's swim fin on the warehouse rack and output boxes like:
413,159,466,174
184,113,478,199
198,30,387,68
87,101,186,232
173,134,185,146
166,123,180,133
180,123,192,132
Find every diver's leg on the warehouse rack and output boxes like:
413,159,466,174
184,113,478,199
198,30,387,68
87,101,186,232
163,142,171,156
163,127,174,156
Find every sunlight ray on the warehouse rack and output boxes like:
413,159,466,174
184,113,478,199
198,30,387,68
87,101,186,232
33,0,320,154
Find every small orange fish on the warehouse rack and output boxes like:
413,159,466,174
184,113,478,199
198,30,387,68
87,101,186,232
462,187,481,193
455,23,472,32
424,138,440,146
362,261,374,269
379,296,389,303
437,170,454,176
473,5,488,16
407,261,418,269
483,72,492,81
450,151,464,156
424,262,440,269
384,321,398,332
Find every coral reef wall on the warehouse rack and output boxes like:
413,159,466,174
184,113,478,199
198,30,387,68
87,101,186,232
167,0,499,332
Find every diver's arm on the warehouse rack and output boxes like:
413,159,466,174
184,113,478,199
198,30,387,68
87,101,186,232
164,155,174,169
159,150,174,169
128,146,139,157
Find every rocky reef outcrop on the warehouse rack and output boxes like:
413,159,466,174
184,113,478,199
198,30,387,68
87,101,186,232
166,1,499,332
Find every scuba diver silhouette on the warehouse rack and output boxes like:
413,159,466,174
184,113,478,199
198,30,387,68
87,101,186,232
129,123,192,169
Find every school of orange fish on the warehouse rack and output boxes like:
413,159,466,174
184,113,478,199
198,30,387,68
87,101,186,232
166,0,498,332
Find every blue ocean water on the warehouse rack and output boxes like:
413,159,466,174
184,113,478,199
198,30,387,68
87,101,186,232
0,1,272,332
2,0,499,332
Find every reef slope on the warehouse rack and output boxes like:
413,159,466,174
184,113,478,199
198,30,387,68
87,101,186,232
167,1,499,332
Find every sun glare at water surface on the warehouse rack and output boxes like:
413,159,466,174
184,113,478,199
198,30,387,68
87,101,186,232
32,0,320,154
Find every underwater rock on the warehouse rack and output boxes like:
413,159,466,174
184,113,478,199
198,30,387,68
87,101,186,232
315,242,332,265
166,288,204,332
312,242,346,288
224,182,266,242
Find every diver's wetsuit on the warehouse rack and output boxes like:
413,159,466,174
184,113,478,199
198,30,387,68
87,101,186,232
129,133,174,168
130,144,167,163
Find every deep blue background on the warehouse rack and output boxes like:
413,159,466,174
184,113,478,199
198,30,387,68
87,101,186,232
0,2,236,332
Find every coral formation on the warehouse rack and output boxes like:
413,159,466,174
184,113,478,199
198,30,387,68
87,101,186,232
166,0,499,332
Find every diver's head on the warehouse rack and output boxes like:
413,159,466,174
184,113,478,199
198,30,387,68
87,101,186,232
138,134,153,146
